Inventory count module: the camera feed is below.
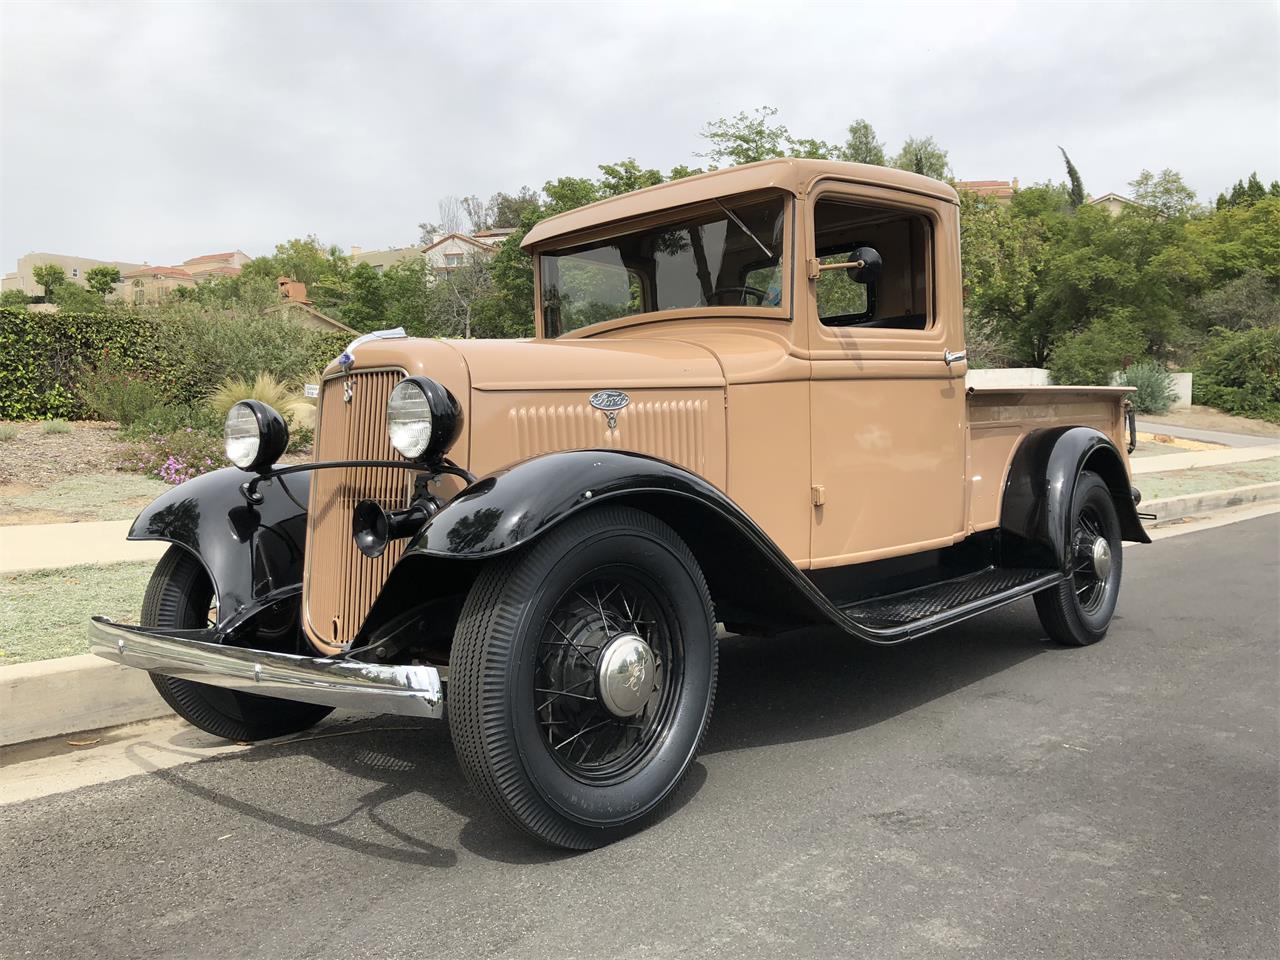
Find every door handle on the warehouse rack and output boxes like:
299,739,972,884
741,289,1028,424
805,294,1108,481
943,349,967,367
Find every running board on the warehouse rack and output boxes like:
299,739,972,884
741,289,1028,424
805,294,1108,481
838,567,1062,640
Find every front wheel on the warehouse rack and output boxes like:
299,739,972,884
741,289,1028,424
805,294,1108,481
143,546,333,741
1034,471,1124,646
449,506,717,849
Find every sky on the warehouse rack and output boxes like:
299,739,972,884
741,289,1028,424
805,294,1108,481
1,0,1277,269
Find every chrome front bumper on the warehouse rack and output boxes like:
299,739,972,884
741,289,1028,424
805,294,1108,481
87,617,444,719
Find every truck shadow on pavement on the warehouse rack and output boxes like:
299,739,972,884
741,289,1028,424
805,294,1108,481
128,601,1053,871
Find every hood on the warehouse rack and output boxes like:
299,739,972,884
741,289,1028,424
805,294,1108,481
447,337,724,392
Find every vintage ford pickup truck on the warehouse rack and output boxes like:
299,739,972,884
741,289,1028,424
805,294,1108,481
90,159,1149,848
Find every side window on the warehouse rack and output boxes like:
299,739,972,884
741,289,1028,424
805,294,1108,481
813,198,930,330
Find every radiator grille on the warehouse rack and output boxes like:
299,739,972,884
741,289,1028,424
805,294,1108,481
303,370,411,650
509,398,709,474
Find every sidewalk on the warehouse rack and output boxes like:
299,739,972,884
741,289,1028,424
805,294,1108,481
1129,442,1280,476
0,520,167,574
1136,420,1278,449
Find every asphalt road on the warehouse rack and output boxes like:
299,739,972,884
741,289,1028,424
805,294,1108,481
3,515,1277,960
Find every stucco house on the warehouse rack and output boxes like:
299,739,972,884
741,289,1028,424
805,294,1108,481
349,230,510,277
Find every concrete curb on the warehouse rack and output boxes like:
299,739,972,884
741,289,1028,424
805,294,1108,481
0,654,172,747
1143,481,1280,524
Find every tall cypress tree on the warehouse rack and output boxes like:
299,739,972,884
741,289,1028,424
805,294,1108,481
1059,147,1085,209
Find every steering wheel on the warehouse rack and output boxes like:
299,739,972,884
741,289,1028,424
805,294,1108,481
713,285,768,306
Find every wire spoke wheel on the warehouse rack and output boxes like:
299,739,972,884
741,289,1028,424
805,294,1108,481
1071,505,1111,613
534,574,681,783
448,505,717,849
1035,471,1124,647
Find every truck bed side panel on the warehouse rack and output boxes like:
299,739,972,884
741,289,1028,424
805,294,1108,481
967,386,1132,532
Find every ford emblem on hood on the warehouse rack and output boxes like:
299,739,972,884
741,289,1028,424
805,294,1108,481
588,390,630,412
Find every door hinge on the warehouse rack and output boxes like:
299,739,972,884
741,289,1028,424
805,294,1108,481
811,484,826,506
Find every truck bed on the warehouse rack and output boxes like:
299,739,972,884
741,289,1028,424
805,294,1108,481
965,384,1134,533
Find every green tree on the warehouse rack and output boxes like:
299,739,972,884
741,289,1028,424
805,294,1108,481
1009,181,1072,219
838,119,886,165
381,259,436,336
1059,147,1086,209
1191,269,1280,332
342,262,386,332
958,190,1052,365
788,137,837,160
1183,196,1280,285
597,158,663,196
1245,172,1267,204
491,187,541,228
1129,168,1197,218
32,263,66,298
51,281,106,311
892,136,949,180
85,265,122,297
0,289,29,308
699,106,790,166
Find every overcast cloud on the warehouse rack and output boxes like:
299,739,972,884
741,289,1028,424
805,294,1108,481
2,0,1277,268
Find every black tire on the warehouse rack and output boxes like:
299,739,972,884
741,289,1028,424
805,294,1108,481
1034,471,1123,646
449,506,717,849
143,546,333,741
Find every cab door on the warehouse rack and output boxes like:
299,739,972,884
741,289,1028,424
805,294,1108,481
806,183,968,567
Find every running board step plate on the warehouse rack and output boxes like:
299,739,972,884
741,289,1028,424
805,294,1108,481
840,567,1057,631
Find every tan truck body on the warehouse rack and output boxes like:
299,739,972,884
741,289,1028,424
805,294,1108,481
305,159,1134,650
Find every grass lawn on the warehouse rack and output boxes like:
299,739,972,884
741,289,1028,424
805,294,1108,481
0,561,154,665
0,473,168,525
1141,457,1280,501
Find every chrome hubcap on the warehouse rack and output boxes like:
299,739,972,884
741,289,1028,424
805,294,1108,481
1091,537,1112,581
596,632,655,718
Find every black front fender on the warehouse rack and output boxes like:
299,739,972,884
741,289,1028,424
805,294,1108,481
1000,426,1150,571
375,450,847,639
129,467,309,630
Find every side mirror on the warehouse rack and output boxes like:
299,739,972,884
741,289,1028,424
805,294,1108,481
850,246,882,285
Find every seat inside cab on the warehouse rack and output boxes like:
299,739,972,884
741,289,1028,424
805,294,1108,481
813,198,931,330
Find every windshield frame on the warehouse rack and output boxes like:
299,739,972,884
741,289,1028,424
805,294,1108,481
533,189,794,339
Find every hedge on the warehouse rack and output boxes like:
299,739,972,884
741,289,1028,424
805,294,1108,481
0,308,180,420
1,307,349,421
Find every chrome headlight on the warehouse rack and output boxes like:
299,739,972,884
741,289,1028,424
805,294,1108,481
386,376,462,463
224,400,289,471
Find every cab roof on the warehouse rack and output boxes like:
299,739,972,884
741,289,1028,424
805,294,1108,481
521,157,958,251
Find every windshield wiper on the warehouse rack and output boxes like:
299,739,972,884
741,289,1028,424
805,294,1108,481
715,199,773,259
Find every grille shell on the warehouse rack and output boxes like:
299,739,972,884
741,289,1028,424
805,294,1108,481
302,369,412,652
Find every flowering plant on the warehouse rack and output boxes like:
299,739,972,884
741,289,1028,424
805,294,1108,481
120,428,225,485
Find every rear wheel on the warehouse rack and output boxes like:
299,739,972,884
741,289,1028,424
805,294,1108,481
449,506,717,849
143,546,332,741
1034,471,1123,646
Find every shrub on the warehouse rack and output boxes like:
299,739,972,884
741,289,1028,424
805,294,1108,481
42,419,72,434
1194,326,1280,422
119,402,222,442
155,305,348,403
206,371,295,423
1117,360,1176,415
0,425,16,441
1047,314,1146,386
120,428,227,485
77,367,162,426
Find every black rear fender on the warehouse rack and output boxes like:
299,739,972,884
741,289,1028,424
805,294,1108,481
1000,427,1151,571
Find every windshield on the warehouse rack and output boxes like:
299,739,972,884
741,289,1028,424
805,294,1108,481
540,192,787,337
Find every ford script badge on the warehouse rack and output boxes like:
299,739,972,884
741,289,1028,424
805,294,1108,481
589,389,630,430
